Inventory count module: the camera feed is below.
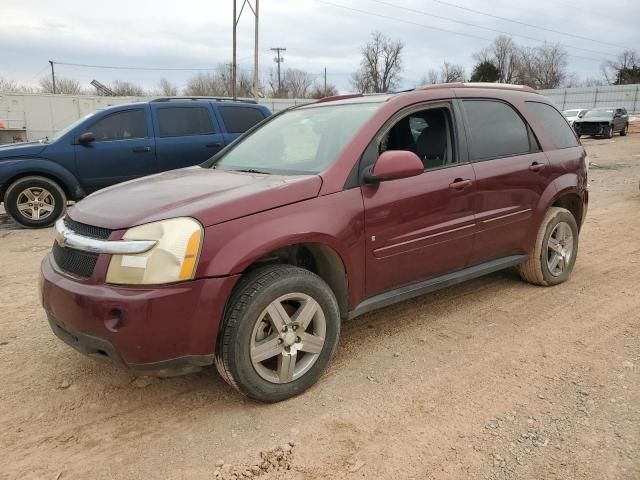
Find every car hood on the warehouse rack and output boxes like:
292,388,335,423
69,167,323,230
0,141,48,159
577,116,613,122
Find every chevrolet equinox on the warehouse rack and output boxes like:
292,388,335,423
40,83,589,402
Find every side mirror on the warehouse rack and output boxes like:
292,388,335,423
364,150,424,183
77,132,95,145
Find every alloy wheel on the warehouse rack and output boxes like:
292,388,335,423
250,293,327,384
16,187,55,221
547,221,574,277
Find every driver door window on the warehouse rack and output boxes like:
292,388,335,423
380,107,454,170
89,109,148,141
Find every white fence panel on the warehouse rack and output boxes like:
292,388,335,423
539,84,640,112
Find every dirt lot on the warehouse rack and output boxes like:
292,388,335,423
1,134,639,480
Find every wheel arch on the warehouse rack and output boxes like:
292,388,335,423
236,242,350,320
0,159,85,201
525,176,586,253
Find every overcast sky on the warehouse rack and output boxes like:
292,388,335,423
1,0,638,93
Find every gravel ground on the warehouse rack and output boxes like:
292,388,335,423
1,134,639,480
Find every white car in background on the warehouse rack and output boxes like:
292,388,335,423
563,109,588,126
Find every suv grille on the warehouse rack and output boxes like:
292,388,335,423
52,242,99,279
63,216,112,240
52,216,112,278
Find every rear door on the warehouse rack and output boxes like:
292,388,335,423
152,103,225,172
216,105,268,144
74,107,156,192
461,98,551,264
362,102,477,297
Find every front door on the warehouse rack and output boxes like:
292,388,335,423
362,104,476,297
74,107,156,193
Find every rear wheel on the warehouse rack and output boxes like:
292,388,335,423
215,265,341,402
4,176,66,228
518,207,579,286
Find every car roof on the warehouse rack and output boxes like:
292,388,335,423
306,82,540,109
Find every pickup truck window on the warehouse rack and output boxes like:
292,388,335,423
219,107,265,134
89,109,147,142
157,107,215,137
214,103,381,175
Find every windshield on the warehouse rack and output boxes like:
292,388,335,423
584,109,613,118
48,113,95,142
212,103,381,175
562,110,580,118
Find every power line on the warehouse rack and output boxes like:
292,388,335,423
367,0,618,58
50,60,257,74
428,0,630,50
310,0,607,63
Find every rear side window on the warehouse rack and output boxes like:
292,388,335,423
219,107,266,134
156,107,215,137
462,100,531,161
525,102,578,149
90,109,147,142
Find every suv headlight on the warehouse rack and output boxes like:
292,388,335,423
106,217,203,285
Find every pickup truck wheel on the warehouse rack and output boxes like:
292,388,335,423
620,124,628,136
215,265,341,402
518,207,579,286
4,176,66,228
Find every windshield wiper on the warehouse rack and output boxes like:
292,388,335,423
234,168,271,175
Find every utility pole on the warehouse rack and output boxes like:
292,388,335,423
232,0,237,100
324,67,327,95
232,0,260,100
271,47,286,96
253,0,259,100
48,60,56,94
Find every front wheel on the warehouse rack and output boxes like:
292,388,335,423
604,125,613,139
215,265,341,402
620,123,628,136
3,176,66,228
518,207,579,286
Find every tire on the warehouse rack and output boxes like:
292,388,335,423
3,176,66,228
620,123,628,136
604,125,613,139
215,264,341,402
518,207,579,287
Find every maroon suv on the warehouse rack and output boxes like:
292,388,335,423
40,83,588,402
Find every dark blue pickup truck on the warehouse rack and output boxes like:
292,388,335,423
0,97,271,227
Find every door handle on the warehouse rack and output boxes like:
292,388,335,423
528,162,546,172
132,146,151,153
449,178,473,190
206,142,222,148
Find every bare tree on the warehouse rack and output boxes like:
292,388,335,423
156,78,178,96
474,36,520,83
351,31,404,93
602,50,640,85
0,77,36,93
108,80,145,96
439,61,466,83
518,43,568,89
418,69,440,85
39,76,84,95
184,65,255,97
310,82,339,99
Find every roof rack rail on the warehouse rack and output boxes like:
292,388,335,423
315,93,363,104
417,82,537,94
150,96,258,104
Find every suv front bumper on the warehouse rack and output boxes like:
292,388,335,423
40,254,239,371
